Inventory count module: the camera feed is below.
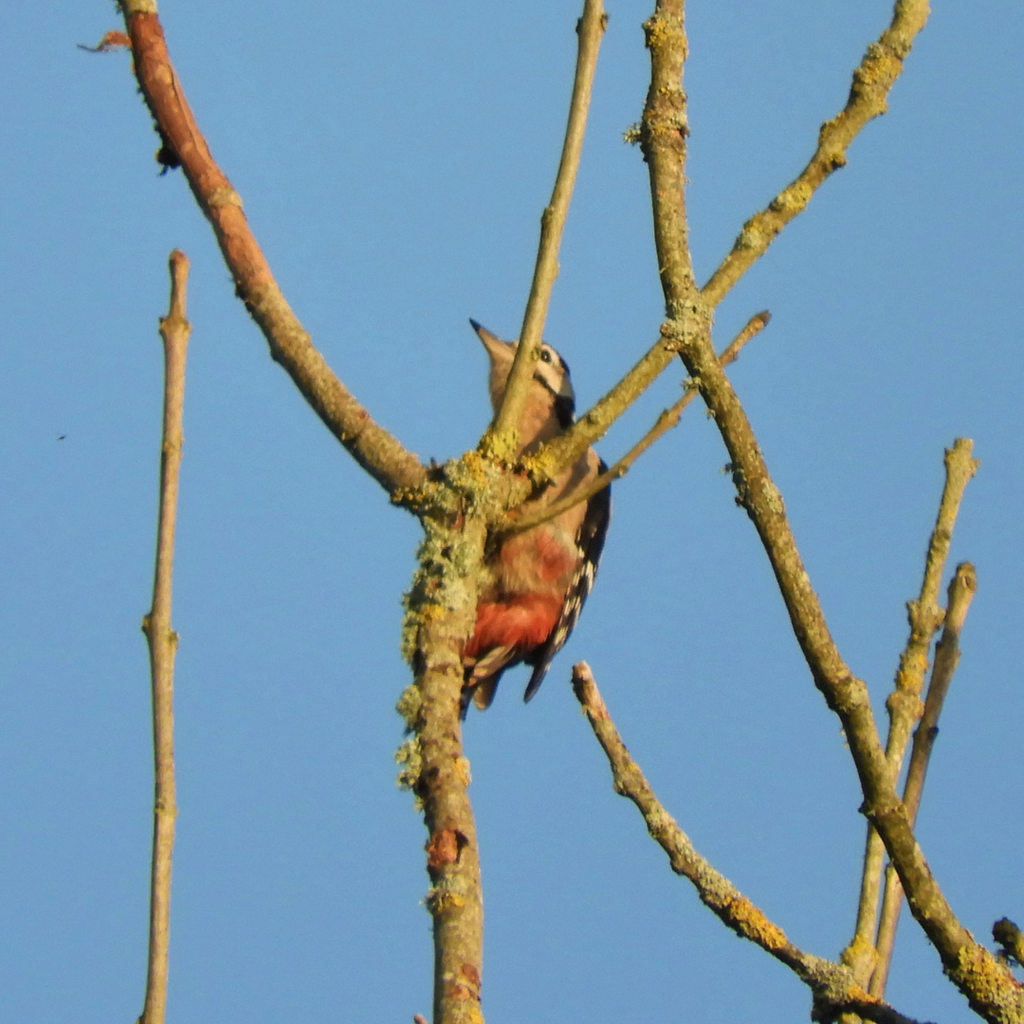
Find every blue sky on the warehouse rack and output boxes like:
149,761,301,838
3,2,1023,1022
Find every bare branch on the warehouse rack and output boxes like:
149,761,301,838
138,249,190,1024
871,562,978,997
641,1,697,306
571,663,935,1024
525,0,700,483
639,0,1022,1010
510,311,769,533
888,442,980,777
522,0,706,484
115,2,426,496
847,440,979,982
701,0,932,307
488,0,608,458
77,30,131,52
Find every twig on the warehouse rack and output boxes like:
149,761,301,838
522,0,709,484
115,1,426,496
521,0,703,485
888,443,979,790
510,311,769,533
847,440,979,983
700,0,932,307
77,30,131,52
489,0,608,456
871,562,978,997
903,562,977,824
138,250,191,1024
571,663,935,1024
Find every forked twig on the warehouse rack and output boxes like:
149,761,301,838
871,562,978,997
138,249,191,1024
509,311,769,534
846,440,979,984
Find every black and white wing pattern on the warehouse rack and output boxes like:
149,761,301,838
522,464,611,702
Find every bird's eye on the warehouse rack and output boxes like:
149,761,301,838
540,349,552,363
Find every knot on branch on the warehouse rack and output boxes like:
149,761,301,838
642,12,683,48
769,180,815,214
426,828,470,871
904,597,944,638
661,302,713,353
207,185,243,210
861,789,907,828
815,120,849,171
735,213,776,252
424,883,467,916
885,688,925,724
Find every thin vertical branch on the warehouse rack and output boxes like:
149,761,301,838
399,511,488,1024
871,562,978,997
488,0,607,455
903,562,978,824
846,440,978,984
642,0,697,309
884,443,979,788
139,249,191,1024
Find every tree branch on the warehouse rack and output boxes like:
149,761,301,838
483,0,602,456
115,1,426,497
701,0,932,307
847,441,979,983
530,0,931,479
509,310,768,533
871,562,978,997
571,663,936,1024
487,0,608,459
524,0,700,483
641,0,697,306
887,443,979,793
138,249,190,1024
397,508,489,1024
640,0,1023,1013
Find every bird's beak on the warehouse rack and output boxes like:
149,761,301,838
469,318,513,359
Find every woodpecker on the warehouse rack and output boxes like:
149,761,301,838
462,319,611,712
